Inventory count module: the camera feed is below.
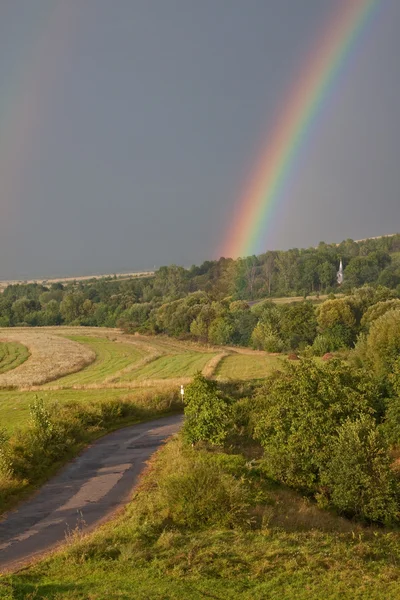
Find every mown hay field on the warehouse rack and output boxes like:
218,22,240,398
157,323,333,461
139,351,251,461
0,341,29,374
44,336,146,386
117,352,216,382
0,329,95,387
215,352,283,380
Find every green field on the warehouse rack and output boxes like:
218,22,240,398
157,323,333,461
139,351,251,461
0,331,281,433
45,336,145,386
215,352,282,380
0,341,29,375
0,387,149,433
118,352,215,382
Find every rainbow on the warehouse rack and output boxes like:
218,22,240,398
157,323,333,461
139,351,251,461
0,3,78,227
220,0,378,259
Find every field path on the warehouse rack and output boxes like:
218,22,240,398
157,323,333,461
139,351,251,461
0,414,182,573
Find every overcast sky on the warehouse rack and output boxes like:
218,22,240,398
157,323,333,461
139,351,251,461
0,0,399,279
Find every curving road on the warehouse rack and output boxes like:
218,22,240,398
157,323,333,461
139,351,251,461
0,414,182,573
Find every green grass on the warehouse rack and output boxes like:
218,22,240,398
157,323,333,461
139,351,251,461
215,353,282,380
0,342,29,375
120,352,215,381
6,438,400,599
0,388,152,433
46,336,145,386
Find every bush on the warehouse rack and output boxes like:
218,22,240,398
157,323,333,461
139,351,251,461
361,309,400,375
382,358,400,444
252,360,377,492
251,321,284,352
361,300,400,331
321,416,399,524
183,373,232,445
159,450,250,529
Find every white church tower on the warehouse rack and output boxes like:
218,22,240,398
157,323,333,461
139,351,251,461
337,259,344,285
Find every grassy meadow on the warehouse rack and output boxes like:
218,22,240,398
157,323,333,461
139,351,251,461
0,388,156,433
0,329,282,435
5,437,400,600
0,328,283,434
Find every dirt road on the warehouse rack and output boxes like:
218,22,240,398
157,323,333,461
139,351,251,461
0,414,182,573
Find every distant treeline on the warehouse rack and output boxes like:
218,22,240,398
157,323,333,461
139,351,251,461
0,234,399,355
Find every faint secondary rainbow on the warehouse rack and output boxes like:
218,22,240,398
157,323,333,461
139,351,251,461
0,2,78,227
220,0,378,259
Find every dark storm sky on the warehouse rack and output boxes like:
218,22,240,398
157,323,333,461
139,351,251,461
0,0,399,279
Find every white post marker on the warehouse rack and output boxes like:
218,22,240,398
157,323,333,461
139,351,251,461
180,384,185,399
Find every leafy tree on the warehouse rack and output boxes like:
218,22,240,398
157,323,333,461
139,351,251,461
317,298,356,332
279,302,317,349
361,309,400,376
12,298,41,324
361,300,400,331
252,360,376,492
183,374,231,445
317,261,337,292
208,317,233,345
60,293,86,323
229,301,257,346
251,321,283,352
321,416,398,524
317,298,358,347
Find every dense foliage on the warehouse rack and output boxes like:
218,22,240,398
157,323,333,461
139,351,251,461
182,359,400,525
0,235,398,341
182,374,232,445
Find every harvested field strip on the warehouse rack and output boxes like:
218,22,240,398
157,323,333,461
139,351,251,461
46,336,146,386
215,352,282,380
202,351,231,378
0,341,29,374
0,330,95,388
121,352,216,381
105,342,163,383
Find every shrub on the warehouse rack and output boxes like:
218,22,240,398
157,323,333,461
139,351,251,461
160,452,250,529
362,309,400,375
251,321,284,352
183,373,232,445
361,300,400,331
252,360,377,492
321,416,399,524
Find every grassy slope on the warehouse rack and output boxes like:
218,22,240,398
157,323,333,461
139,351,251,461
0,342,29,375
7,438,400,600
45,336,145,386
215,353,282,380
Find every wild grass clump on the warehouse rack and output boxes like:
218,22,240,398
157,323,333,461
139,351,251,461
0,388,182,515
